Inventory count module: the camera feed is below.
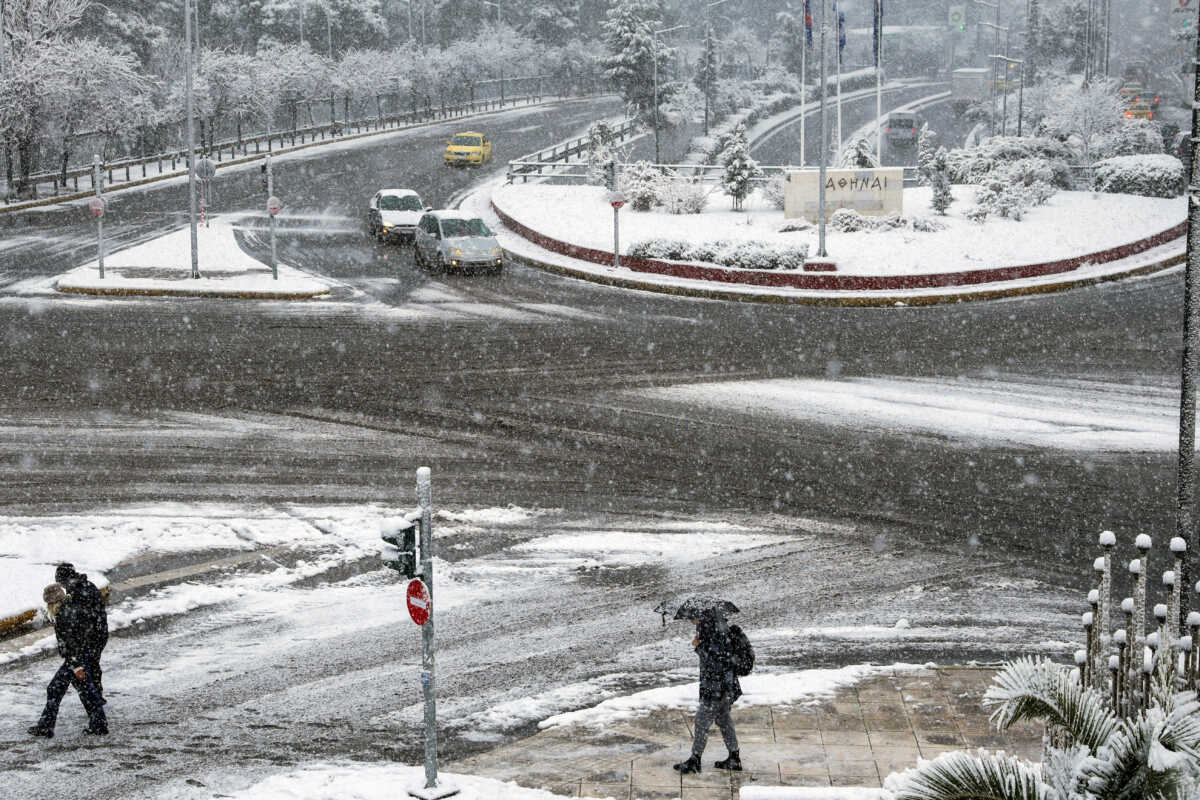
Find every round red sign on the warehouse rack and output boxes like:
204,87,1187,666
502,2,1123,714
406,579,431,626
89,197,105,218
266,196,282,216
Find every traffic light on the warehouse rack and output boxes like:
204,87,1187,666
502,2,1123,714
381,517,420,577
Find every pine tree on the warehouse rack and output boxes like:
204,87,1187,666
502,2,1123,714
930,147,954,215
720,122,763,211
837,135,879,169
602,0,669,126
916,123,937,186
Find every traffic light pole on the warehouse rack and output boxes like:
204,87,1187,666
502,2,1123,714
411,466,457,799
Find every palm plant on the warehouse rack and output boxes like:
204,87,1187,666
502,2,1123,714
884,657,1200,800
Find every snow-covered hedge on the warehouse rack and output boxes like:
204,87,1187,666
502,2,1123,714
1093,118,1165,160
1092,154,1186,198
945,136,1076,189
828,209,946,233
628,238,808,270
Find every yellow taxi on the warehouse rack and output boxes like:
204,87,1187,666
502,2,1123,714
444,131,492,167
1125,102,1154,120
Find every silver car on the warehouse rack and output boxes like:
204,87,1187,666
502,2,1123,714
412,211,504,275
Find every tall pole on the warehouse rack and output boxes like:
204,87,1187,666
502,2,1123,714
818,0,828,257
326,3,333,59
1176,1,1200,635
408,0,414,41
875,0,882,163
801,24,807,168
267,154,277,280
416,466,444,793
1016,59,1025,136
93,155,104,279
653,36,660,164
184,0,199,279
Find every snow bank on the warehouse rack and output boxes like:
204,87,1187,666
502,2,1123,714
54,220,331,297
491,183,1183,276
538,663,925,730
156,762,598,800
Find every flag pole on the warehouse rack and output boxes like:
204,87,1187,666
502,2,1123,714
801,25,807,168
875,0,883,163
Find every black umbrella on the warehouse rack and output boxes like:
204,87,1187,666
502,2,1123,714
672,595,740,621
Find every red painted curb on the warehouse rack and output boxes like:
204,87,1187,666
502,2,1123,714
492,198,1184,292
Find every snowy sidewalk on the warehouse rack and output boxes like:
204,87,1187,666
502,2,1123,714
445,665,1042,799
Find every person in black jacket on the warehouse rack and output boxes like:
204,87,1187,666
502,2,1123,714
28,581,108,737
55,563,108,699
673,608,741,774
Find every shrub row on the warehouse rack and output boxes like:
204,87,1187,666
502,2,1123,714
628,237,809,271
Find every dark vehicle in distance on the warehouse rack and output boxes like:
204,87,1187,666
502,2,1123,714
885,112,920,147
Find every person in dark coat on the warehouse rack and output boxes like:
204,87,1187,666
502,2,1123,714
28,582,108,737
674,608,741,774
54,563,108,699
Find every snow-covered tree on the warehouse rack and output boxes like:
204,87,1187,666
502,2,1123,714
929,147,953,216
602,0,671,126
719,122,762,211
1035,76,1125,164
585,122,618,186
43,39,153,181
916,123,937,186
837,134,880,169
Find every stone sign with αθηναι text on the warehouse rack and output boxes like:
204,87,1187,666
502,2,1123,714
784,167,904,220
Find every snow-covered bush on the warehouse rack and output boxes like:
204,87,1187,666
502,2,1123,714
762,174,788,210
829,210,920,233
619,160,664,211
658,176,711,214
627,238,692,260
945,136,1075,189
585,122,618,186
911,216,946,233
1094,118,1164,159
627,238,807,270
720,123,763,211
1093,153,1186,198
778,218,812,232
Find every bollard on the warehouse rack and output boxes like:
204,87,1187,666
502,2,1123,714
1188,611,1200,690
1121,597,1134,712
1074,648,1088,687
1114,627,1128,715
1135,535,1152,650
1171,537,1187,638
1108,655,1120,708
1092,561,1105,690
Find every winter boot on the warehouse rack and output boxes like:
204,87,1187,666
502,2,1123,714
83,725,108,735
27,725,53,738
673,755,701,774
714,750,742,771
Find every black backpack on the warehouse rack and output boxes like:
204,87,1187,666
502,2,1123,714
728,624,755,676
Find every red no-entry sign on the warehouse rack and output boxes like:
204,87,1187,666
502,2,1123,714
406,578,431,626
89,197,105,218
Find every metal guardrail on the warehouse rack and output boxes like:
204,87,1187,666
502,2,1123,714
505,119,641,182
11,84,604,202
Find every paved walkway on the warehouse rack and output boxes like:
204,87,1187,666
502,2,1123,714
446,666,1044,799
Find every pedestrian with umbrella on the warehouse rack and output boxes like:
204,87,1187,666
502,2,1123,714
671,595,752,774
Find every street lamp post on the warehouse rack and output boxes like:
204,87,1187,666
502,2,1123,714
818,0,828,257
993,55,1024,136
973,0,999,135
702,0,731,137
184,0,199,279
981,21,1010,134
649,23,687,165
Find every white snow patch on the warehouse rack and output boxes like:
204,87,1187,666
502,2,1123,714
633,375,1182,451
155,762,600,800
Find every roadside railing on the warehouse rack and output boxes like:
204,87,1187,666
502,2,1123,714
505,118,641,183
9,78,610,203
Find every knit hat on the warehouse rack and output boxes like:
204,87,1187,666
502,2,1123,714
55,563,77,584
43,583,67,606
